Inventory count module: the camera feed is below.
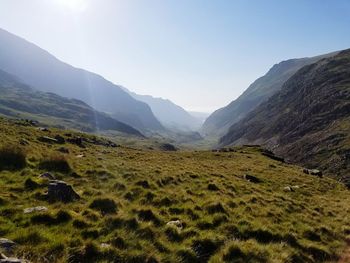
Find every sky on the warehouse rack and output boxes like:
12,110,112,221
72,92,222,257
0,0,349,112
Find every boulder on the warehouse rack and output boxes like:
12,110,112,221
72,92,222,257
303,168,323,178
23,206,48,214
0,239,15,253
38,136,58,144
166,220,183,230
54,135,65,144
47,180,80,202
160,143,177,151
67,137,84,147
243,174,262,183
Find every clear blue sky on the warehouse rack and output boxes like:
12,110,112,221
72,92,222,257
0,0,349,112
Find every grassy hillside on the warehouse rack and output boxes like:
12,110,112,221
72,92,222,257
0,117,349,262
220,49,350,186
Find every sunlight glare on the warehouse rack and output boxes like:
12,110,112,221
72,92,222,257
55,0,87,12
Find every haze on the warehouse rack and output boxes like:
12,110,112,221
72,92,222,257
0,0,349,112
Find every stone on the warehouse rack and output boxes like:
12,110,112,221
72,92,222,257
243,174,262,183
23,206,48,214
37,127,49,132
19,139,29,146
76,154,84,158
38,172,55,180
0,239,15,252
47,180,80,202
54,135,65,144
303,168,323,178
166,220,183,230
38,136,58,144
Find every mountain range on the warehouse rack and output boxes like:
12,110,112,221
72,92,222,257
220,49,350,185
0,28,163,134
202,52,337,137
123,87,202,131
0,69,143,136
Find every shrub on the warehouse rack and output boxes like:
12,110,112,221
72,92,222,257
39,154,71,173
89,198,118,214
0,145,26,170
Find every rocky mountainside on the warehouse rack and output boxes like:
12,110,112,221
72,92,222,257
124,88,202,131
0,69,143,136
0,28,163,133
202,52,337,137
220,49,350,185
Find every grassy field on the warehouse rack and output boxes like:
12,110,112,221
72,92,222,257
0,117,349,263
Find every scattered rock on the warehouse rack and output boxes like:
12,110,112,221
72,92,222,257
100,243,111,249
243,174,262,183
23,206,48,214
19,139,29,146
0,253,25,263
38,136,58,144
76,154,84,158
38,172,55,180
160,143,177,151
0,239,16,253
54,135,65,144
283,186,294,192
47,180,80,202
37,127,49,132
67,137,84,147
303,169,323,178
166,220,183,230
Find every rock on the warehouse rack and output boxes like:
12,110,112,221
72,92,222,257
54,135,65,144
38,136,58,144
19,139,29,146
76,154,84,158
260,149,285,162
38,172,55,180
0,256,26,263
166,220,183,230
303,168,323,178
37,127,49,132
23,206,48,214
160,143,177,151
67,137,84,147
0,239,16,253
100,243,111,249
47,180,80,202
243,174,262,183
283,186,294,192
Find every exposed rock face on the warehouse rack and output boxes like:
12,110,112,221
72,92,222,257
220,49,350,185
47,180,80,202
160,143,177,151
202,52,337,137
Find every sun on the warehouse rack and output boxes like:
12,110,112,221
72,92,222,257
55,0,87,12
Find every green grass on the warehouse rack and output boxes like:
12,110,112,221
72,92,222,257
0,117,349,262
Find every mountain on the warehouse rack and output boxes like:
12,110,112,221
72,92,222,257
188,111,210,124
0,28,163,133
220,49,350,185
0,69,143,136
124,88,202,131
202,52,338,137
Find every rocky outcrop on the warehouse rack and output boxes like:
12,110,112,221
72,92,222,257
47,180,80,202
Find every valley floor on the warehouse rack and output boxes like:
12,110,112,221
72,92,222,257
0,118,349,263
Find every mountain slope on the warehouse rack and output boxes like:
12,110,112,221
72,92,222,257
202,52,337,137
0,69,143,136
0,28,163,133
220,49,350,184
1,117,350,262
124,88,202,131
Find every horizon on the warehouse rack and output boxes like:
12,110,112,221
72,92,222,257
0,0,349,112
